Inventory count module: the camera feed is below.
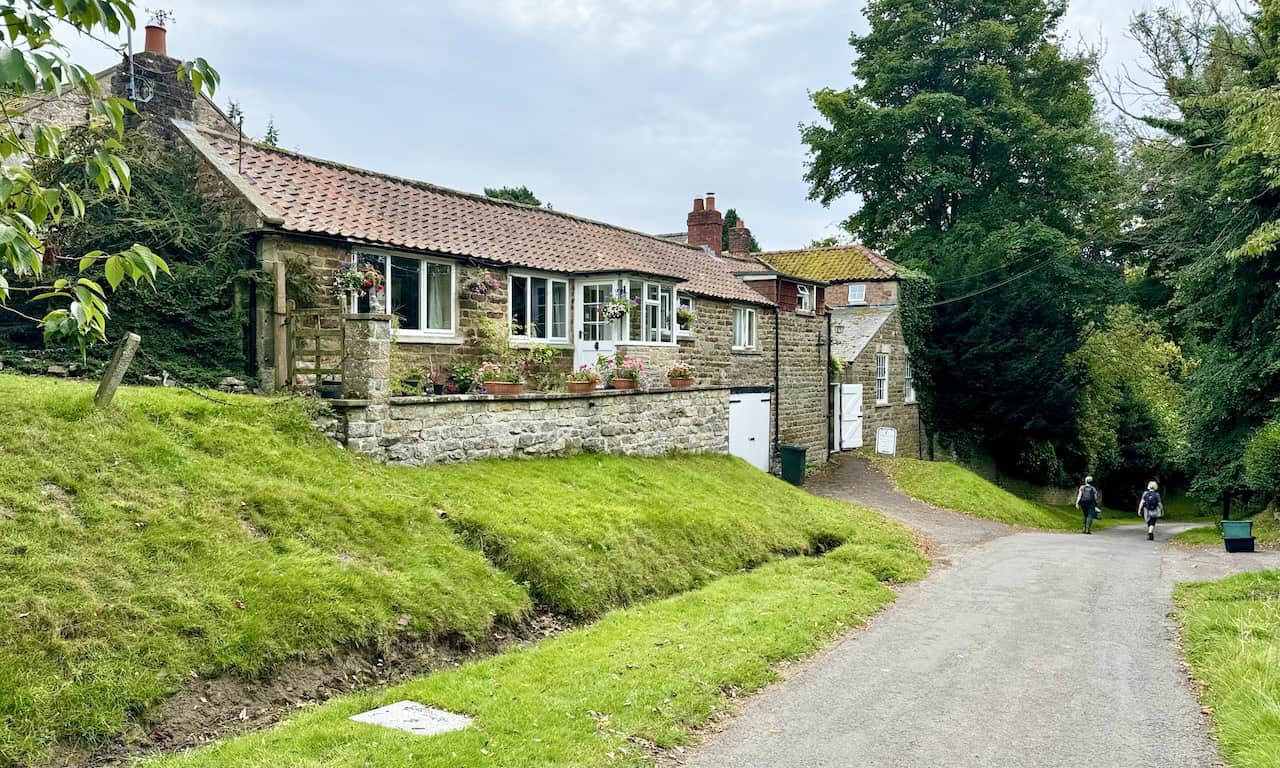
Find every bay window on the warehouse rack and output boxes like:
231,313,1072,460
732,306,757,351
625,278,676,344
510,273,569,342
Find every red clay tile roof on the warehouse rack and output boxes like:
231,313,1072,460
176,122,771,306
756,245,899,282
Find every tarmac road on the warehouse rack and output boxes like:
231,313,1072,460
678,458,1280,768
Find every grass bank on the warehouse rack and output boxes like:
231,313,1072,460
149,541,926,768
1174,512,1280,549
872,457,1124,530
1175,571,1280,768
0,375,903,765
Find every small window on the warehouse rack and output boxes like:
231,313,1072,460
677,293,695,335
733,306,757,350
510,273,569,342
875,353,889,405
905,359,916,403
848,283,867,304
796,284,815,313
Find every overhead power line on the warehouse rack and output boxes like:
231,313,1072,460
919,251,1064,309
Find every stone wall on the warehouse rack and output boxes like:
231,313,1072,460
326,387,730,465
841,309,922,458
777,310,829,460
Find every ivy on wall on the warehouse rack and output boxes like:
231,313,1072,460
0,128,257,385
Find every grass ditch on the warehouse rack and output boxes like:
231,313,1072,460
1174,571,1280,768
147,541,927,768
0,375,905,766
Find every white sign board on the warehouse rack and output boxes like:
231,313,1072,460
875,427,898,456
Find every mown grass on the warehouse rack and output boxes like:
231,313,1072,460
873,457,1124,530
1175,513,1280,549
1175,571,1280,768
0,374,902,765
149,540,926,768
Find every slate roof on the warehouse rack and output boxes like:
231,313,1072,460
830,306,894,362
174,121,771,305
756,245,899,283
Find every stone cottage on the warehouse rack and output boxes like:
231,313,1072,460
756,245,922,458
15,23,843,471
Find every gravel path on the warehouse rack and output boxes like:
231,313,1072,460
679,456,1280,768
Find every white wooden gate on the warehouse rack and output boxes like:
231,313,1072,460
840,383,863,450
729,391,771,471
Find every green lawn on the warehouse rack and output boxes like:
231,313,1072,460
148,541,925,768
873,457,1125,530
1175,513,1280,549
0,374,910,766
1175,571,1280,768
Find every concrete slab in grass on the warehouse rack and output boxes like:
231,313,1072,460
349,701,472,736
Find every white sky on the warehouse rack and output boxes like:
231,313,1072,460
62,0,1161,249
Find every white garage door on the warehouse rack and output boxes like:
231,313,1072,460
729,391,771,471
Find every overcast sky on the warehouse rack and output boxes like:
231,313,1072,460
65,0,1160,250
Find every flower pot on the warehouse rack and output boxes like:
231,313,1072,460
667,377,694,388
432,383,446,395
610,378,639,390
484,381,525,396
566,381,597,394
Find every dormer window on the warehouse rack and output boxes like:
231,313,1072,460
797,284,816,313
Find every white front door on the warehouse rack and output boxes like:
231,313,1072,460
729,391,772,471
840,383,863,450
575,281,617,369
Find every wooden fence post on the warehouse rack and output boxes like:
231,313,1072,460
94,332,141,408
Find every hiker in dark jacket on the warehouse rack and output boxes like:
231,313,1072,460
1138,481,1163,541
1076,476,1100,534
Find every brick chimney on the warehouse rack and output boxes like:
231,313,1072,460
686,193,723,256
728,218,752,258
113,17,198,130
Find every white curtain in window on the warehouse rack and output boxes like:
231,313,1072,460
426,263,451,330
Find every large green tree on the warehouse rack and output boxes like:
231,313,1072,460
0,3,218,350
1118,0,1280,502
803,0,1120,479
485,185,542,207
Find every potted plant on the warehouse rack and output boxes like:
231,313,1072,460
677,307,696,332
316,378,342,399
333,262,384,310
450,361,478,394
478,361,525,395
666,362,695,388
609,354,644,390
565,365,601,393
600,291,639,321
429,368,447,395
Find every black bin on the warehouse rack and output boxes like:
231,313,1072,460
1225,537,1256,553
779,444,807,486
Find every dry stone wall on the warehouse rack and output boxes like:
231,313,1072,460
776,310,829,460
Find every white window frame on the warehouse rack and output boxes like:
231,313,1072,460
796,284,816,314
732,306,758,351
621,277,678,346
508,271,570,343
875,352,890,405
354,249,456,338
676,292,695,337
905,358,916,403
848,283,867,304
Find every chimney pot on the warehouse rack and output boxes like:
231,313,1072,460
692,197,704,213
143,24,168,56
706,193,716,211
